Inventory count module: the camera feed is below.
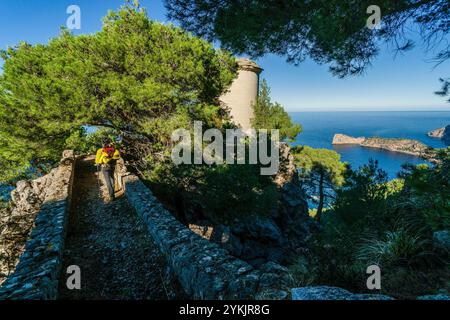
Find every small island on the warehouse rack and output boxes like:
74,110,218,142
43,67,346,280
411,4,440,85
428,127,446,138
332,134,436,160
427,125,450,145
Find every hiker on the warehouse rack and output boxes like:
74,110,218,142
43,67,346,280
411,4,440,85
95,138,121,201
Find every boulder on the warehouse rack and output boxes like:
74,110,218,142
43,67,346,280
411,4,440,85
291,286,394,300
60,150,75,165
248,217,284,242
10,181,41,214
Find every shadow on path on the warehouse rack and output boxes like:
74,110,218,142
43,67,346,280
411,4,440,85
59,157,173,300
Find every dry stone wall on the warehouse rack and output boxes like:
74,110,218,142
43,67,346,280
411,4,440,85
0,151,75,300
124,175,293,300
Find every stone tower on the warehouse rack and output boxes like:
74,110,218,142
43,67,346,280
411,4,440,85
220,58,263,131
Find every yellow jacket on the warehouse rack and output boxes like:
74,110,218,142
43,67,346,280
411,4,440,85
95,148,121,165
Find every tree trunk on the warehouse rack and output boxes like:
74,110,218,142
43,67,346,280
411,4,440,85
315,172,325,222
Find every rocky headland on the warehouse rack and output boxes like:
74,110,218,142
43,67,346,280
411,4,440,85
428,125,450,146
332,134,435,160
428,127,446,138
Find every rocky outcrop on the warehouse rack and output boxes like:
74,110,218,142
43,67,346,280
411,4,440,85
332,134,434,159
428,127,446,138
200,143,311,267
428,125,450,146
274,142,297,186
124,175,294,299
247,144,311,265
332,134,365,145
291,286,394,300
185,142,311,267
210,217,287,267
362,137,431,156
0,151,75,299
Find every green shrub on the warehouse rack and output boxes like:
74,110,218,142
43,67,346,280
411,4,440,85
356,229,431,267
398,149,450,231
65,127,120,156
289,256,318,287
290,154,450,298
0,3,237,183
143,146,279,224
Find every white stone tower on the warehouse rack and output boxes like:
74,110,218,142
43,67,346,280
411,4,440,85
220,58,263,131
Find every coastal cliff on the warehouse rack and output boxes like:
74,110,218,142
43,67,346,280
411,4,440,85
428,127,446,138
332,134,434,159
428,125,450,145
332,134,365,145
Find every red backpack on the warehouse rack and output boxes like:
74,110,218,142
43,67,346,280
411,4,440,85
103,147,115,158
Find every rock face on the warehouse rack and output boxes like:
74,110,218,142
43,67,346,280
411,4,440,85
427,125,450,146
332,134,365,145
214,180,312,267
332,134,433,159
187,143,311,267
291,286,394,300
428,127,446,138
0,176,56,284
213,143,311,267
0,151,75,299
362,137,430,156
274,142,297,186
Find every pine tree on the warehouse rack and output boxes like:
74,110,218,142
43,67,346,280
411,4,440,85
251,79,301,141
293,146,347,221
0,3,237,182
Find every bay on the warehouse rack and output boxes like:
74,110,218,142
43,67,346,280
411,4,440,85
290,111,450,179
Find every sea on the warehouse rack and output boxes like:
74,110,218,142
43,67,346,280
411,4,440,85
290,111,450,179
1,111,449,201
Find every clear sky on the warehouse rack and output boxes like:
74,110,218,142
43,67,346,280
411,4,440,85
1,0,449,111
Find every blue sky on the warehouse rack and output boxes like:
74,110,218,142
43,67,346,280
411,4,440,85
1,0,449,111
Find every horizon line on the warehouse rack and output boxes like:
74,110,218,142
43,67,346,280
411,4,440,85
287,107,450,112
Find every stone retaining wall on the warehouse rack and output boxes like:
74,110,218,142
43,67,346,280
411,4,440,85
124,175,292,300
0,151,75,300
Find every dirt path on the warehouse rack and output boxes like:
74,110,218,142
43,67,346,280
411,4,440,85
59,157,176,300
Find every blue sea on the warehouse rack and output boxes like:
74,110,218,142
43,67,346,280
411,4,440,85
290,111,450,179
1,111,449,200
